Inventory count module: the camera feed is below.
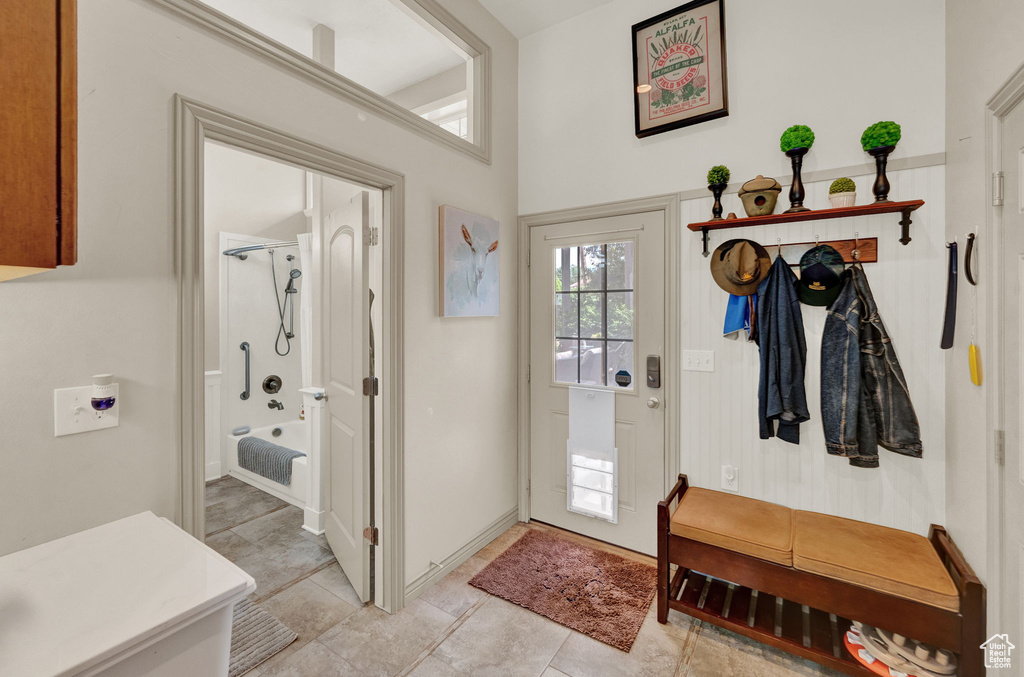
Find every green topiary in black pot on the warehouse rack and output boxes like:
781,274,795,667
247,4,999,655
861,121,902,201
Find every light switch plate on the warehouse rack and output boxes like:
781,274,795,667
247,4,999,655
683,350,715,372
721,464,738,492
54,385,119,437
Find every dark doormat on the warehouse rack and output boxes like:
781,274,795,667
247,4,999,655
469,529,657,652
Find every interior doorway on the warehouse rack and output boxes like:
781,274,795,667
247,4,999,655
175,97,407,613
991,65,1024,655
202,140,382,605
519,196,680,556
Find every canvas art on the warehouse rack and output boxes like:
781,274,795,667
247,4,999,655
439,205,500,317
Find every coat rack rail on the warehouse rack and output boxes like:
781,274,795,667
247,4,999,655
689,199,924,257
768,237,878,265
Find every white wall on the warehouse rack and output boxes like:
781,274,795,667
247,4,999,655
944,0,1024,597
518,0,948,536
0,0,520,592
204,142,308,371
681,166,946,535
518,0,945,214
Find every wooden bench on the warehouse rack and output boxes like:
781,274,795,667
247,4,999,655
657,475,985,677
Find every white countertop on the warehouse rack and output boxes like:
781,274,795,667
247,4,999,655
0,512,255,677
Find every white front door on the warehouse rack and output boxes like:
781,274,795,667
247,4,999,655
323,202,372,603
529,211,666,555
999,98,1024,654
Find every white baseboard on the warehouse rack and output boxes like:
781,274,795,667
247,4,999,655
205,462,222,482
303,507,326,535
404,507,520,602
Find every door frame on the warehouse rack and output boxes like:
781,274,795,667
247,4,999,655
174,96,407,612
986,60,1024,637
516,194,681,525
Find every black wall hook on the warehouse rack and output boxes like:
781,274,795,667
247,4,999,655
965,233,977,286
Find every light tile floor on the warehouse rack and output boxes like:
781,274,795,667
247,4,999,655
206,479,842,677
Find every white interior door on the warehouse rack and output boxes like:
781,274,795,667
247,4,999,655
323,202,371,603
999,99,1024,654
529,211,666,555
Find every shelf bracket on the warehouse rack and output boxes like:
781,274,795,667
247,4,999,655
899,208,913,246
701,227,710,258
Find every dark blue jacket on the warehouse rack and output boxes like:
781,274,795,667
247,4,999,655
755,256,809,444
821,264,922,467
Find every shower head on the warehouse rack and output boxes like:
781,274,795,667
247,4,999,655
290,269,302,279
285,268,301,294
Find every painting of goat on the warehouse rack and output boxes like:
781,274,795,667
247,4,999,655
439,205,500,317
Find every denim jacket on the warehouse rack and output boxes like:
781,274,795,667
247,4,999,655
821,264,922,467
756,256,809,444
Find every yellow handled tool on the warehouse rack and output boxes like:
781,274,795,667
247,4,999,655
969,343,982,386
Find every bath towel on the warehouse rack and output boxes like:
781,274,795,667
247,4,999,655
237,437,305,486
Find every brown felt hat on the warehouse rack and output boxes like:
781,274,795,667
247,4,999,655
710,239,771,296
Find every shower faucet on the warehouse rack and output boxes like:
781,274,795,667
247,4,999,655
267,399,284,410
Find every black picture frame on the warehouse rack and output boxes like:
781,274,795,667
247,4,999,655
632,0,729,138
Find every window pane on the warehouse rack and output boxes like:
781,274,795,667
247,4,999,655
571,486,614,519
607,292,634,340
580,293,604,339
199,0,474,141
571,466,614,493
555,293,578,338
579,341,605,386
570,454,614,473
606,241,634,290
607,341,634,389
555,339,579,384
580,245,605,291
554,247,578,291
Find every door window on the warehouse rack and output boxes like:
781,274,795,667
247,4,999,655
553,242,635,388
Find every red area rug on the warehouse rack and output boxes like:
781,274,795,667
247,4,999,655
469,529,658,652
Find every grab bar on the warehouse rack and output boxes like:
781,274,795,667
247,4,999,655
240,342,250,400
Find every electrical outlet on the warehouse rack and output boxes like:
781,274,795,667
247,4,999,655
683,350,715,372
54,385,119,437
721,464,738,492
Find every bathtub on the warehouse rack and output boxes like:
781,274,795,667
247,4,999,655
226,420,309,510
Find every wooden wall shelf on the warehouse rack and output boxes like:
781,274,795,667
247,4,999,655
687,200,924,257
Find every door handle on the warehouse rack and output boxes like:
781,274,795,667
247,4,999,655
647,397,660,409
240,342,250,400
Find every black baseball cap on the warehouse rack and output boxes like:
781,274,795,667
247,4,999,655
798,245,845,306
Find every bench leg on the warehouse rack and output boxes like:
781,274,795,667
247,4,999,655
657,504,669,623
959,580,986,677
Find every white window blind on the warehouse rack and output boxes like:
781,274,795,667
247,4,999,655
567,386,618,523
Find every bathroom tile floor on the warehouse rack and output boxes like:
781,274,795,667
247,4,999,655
206,478,843,677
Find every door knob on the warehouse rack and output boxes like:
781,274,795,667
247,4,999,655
647,397,660,409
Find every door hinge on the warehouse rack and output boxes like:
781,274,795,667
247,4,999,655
363,376,379,396
527,249,531,268
363,525,378,545
993,171,1005,206
364,225,380,246
526,365,531,383
526,479,531,496
995,429,1006,466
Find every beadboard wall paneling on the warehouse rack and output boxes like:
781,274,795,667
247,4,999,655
679,165,946,535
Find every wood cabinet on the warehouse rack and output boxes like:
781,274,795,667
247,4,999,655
0,0,77,282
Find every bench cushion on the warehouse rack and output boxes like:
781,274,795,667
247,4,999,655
792,511,959,612
670,488,793,566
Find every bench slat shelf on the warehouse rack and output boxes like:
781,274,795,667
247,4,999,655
686,199,925,256
669,569,876,676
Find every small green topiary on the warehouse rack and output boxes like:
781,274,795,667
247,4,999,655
829,177,856,194
780,125,815,152
861,121,901,151
707,165,731,185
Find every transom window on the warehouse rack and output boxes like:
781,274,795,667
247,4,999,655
554,242,635,388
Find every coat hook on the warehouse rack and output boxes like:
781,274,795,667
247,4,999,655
852,231,860,261
815,233,820,246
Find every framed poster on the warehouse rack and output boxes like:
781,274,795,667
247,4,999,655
438,205,500,317
632,0,728,138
